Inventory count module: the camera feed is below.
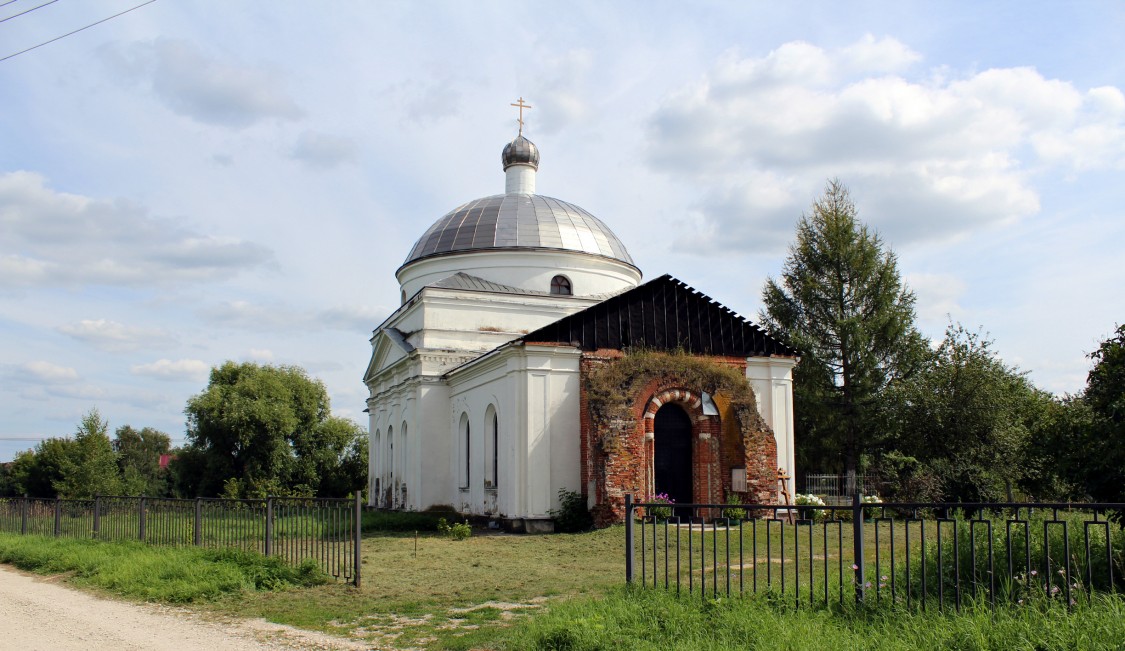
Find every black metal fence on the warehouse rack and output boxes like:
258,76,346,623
0,495,362,586
624,494,1124,610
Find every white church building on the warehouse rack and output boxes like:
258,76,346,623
365,126,797,531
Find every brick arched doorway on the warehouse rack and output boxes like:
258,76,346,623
653,403,693,507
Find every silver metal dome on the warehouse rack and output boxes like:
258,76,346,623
502,135,539,170
402,193,635,266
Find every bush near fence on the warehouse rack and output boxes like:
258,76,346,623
0,494,362,586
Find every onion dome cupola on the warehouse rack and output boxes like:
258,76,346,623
502,135,539,194
502,135,540,170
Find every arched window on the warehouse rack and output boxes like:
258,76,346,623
387,425,394,486
400,422,408,485
485,406,498,489
550,275,572,295
458,413,470,489
492,410,499,488
373,430,382,496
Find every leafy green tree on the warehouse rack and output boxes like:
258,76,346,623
1061,325,1125,503
3,437,77,497
55,409,123,498
297,416,368,497
114,425,172,496
179,361,366,497
877,324,1048,502
760,180,926,481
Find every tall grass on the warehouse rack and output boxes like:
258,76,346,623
503,587,1125,651
0,533,328,603
894,511,1125,606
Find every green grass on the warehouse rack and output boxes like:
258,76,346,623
501,587,1125,651
4,521,1124,650
0,532,328,602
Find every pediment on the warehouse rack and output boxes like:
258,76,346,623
363,327,414,383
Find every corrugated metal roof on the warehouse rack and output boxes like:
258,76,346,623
402,193,635,267
429,272,552,296
520,274,796,358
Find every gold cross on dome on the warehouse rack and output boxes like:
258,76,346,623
510,97,532,136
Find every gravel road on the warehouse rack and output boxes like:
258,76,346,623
0,565,372,651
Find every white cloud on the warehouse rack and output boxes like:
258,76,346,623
525,49,595,134
102,38,305,128
291,131,358,169
646,36,1125,253
200,300,386,333
57,319,174,352
0,171,272,288
247,348,275,361
20,361,79,384
130,358,210,382
907,273,967,326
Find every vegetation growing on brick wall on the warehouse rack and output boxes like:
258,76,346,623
585,349,768,435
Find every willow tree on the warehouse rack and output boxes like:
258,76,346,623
760,180,925,483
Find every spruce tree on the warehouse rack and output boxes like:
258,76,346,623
760,180,925,483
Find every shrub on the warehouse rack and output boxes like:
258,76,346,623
722,493,747,521
794,493,826,521
646,493,674,520
362,510,448,532
551,488,594,532
437,517,471,540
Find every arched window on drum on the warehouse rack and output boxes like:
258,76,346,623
550,275,572,295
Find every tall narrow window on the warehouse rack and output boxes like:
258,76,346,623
373,430,381,496
387,425,394,486
550,275,572,295
492,411,499,489
459,413,470,489
400,422,408,484
485,405,498,489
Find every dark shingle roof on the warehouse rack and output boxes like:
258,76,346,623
521,274,795,358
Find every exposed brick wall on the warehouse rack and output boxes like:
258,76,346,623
580,351,779,526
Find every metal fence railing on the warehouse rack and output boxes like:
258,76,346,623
802,474,867,500
0,495,362,586
624,494,1124,610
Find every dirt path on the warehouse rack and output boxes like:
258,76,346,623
0,565,372,651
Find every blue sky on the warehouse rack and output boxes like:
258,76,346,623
2,1,1123,461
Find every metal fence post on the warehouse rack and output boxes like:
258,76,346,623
353,493,362,588
625,494,635,584
54,498,61,537
265,497,274,557
853,490,865,604
138,496,147,541
93,495,100,539
20,496,27,535
194,498,202,546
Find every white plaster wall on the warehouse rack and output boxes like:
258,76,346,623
416,381,452,509
746,357,798,499
397,249,641,299
446,344,581,520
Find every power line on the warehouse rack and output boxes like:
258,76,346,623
0,0,25,8
0,0,157,63
0,0,57,24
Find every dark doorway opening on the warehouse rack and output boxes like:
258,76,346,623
653,403,693,515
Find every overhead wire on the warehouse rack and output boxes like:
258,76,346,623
0,0,24,8
0,0,157,63
0,0,57,24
